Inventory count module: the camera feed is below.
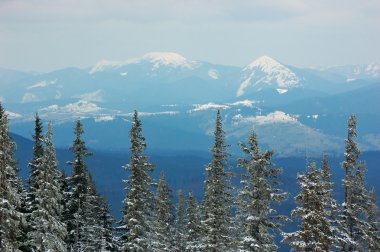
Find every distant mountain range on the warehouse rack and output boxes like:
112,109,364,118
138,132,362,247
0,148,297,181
1,52,379,156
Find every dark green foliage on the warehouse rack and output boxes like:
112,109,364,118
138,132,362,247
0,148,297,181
202,110,233,251
282,160,336,251
186,191,202,252
237,130,288,251
120,111,156,251
174,190,187,252
338,114,371,251
0,103,24,251
155,172,174,251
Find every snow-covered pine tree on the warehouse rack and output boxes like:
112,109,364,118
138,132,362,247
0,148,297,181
27,113,44,212
282,161,335,251
202,109,233,251
27,122,67,251
174,190,187,252
0,103,24,251
366,187,380,251
119,111,156,251
66,119,93,251
320,155,339,249
338,114,370,251
237,130,288,252
77,173,104,251
99,197,118,251
186,191,202,252
154,172,174,251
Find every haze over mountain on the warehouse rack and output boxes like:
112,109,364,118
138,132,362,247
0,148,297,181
1,52,379,156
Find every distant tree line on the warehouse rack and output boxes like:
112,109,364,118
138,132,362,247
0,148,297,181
0,102,379,251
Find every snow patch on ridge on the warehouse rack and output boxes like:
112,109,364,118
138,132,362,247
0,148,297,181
95,115,115,122
22,93,39,103
5,111,22,119
189,103,230,113
233,111,298,125
77,90,104,102
27,79,57,90
90,52,197,74
208,69,219,79
227,100,256,108
276,88,288,94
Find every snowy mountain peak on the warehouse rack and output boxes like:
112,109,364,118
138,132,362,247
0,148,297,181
89,52,196,74
244,55,283,71
140,52,194,69
237,56,300,97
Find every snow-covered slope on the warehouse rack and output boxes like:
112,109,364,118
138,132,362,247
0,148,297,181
89,52,198,74
237,56,300,97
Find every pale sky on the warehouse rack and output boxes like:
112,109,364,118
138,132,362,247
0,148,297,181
0,0,379,72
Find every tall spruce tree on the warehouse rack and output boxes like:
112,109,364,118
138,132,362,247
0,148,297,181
155,172,174,251
186,191,202,252
366,187,380,251
66,119,93,250
120,111,156,251
338,114,370,251
202,110,233,251
282,161,335,251
0,103,24,251
174,190,187,252
27,122,67,251
27,113,44,212
237,130,288,252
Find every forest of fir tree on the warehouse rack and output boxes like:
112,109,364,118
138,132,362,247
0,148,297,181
0,102,379,251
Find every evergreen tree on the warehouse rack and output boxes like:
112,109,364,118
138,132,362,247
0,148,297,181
366,187,380,251
338,114,370,251
237,131,288,252
154,172,174,251
27,113,44,211
282,161,335,251
120,111,156,251
174,190,187,252
0,103,23,251
202,110,233,251
99,198,118,251
186,191,202,252
66,119,93,250
320,155,339,249
27,122,67,251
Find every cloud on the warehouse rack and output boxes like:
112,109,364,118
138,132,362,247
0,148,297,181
1,0,378,25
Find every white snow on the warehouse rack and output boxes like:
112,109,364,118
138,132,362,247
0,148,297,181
190,103,230,112
237,56,300,97
89,52,197,74
40,104,59,112
233,111,298,125
306,114,319,120
55,91,62,100
89,60,125,74
95,115,115,122
227,100,256,108
22,93,39,103
62,100,102,114
208,69,219,79
5,111,22,119
77,89,103,102
27,79,57,90
365,62,380,77
276,88,288,94
137,111,179,116
141,52,196,70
